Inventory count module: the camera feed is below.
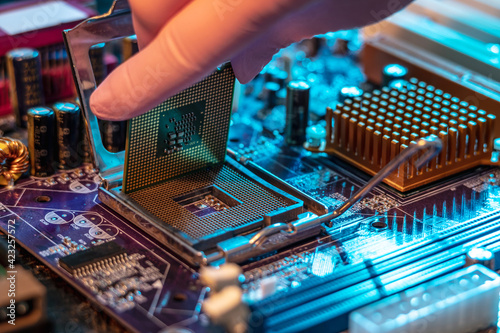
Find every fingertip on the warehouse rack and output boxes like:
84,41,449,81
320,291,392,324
89,88,103,117
233,69,256,85
90,87,118,121
232,53,270,85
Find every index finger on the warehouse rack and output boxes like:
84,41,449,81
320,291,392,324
90,0,315,121
130,0,191,49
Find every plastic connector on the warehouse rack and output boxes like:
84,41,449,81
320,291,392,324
349,264,500,333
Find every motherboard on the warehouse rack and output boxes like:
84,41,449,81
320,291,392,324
2,0,500,333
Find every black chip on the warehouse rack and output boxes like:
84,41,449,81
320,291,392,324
59,241,126,275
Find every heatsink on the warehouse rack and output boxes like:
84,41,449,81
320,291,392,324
310,78,497,192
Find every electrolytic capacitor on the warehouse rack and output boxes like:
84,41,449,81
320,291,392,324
382,64,408,87
465,247,495,270
264,66,279,82
100,120,127,153
89,43,126,153
123,35,139,61
285,80,310,145
388,79,411,90
89,43,106,85
263,66,288,88
79,122,92,163
53,102,81,169
263,81,280,110
74,97,92,163
331,38,350,56
27,106,55,177
298,37,323,58
338,86,363,103
6,48,45,128
270,70,288,89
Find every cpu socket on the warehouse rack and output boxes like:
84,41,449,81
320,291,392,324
64,1,306,266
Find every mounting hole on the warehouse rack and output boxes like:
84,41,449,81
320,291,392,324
35,195,51,203
173,293,187,302
371,221,388,230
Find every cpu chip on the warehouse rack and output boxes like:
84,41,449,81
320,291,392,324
123,64,235,193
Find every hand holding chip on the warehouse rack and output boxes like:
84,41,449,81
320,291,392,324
90,0,412,121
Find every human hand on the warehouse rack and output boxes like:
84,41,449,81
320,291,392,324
90,0,412,121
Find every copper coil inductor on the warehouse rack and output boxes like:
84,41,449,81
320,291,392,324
0,137,29,186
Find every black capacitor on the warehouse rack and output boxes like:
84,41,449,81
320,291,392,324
74,98,92,163
89,43,106,85
100,120,127,153
123,35,139,61
263,81,280,110
382,64,408,87
266,68,288,89
388,79,411,90
298,37,322,58
331,38,350,56
6,48,45,128
263,66,278,82
53,102,81,169
27,106,55,177
285,81,310,145
264,66,288,86
338,86,363,103
79,121,93,163
273,70,288,89
89,43,127,152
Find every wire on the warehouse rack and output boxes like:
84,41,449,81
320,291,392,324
249,136,442,247
319,135,442,227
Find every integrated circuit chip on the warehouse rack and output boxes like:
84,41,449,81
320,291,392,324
123,64,235,193
59,241,127,276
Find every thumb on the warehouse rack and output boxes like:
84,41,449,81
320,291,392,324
90,0,314,121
